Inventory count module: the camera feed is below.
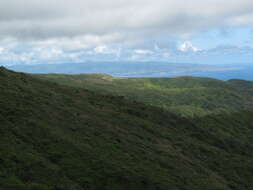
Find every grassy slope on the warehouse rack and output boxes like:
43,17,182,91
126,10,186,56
0,67,253,190
35,74,253,117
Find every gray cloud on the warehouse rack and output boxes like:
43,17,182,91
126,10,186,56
1,0,253,41
1,0,253,66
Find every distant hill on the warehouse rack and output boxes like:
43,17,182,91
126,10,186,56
7,62,238,76
35,73,253,117
0,67,253,190
8,62,253,81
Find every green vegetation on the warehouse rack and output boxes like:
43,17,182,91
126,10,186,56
35,74,253,117
0,67,253,190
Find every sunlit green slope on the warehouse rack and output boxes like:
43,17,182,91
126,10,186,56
36,74,253,117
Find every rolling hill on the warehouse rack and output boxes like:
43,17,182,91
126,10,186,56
7,62,228,77
0,67,253,190
35,73,253,117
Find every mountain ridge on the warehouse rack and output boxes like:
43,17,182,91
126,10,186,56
0,67,252,190
35,73,253,117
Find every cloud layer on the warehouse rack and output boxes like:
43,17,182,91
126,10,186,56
0,0,253,65
1,0,253,40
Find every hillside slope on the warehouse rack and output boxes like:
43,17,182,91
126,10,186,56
35,74,253,117
0,67,253,190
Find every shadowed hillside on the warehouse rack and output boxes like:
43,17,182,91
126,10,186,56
0,67,253,190
35,74,253,117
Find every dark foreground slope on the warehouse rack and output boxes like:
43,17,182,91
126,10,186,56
35,74,253,117
0,67,253,190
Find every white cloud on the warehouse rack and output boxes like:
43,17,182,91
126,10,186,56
179,41,201,52
0,47,4,54
93,45,121,56
51,48,63,55
154,44,160,51
31,34,122,51
134,49,153,55
94,45,108,54
19,52,34,62
163,52,171,57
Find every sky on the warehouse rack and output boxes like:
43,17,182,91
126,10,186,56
0,0,253,66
